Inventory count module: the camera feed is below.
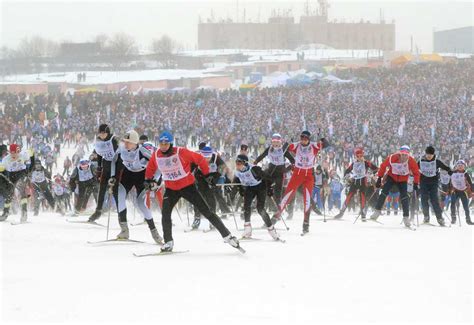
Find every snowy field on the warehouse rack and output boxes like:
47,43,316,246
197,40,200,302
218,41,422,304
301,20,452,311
1,144,473,324
1,208,472,324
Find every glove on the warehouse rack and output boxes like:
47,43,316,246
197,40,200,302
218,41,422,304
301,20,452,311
375,177,382,188
224,185,232,195
205,175,216,187
96,166,102,181
413,184,419,192
144,179,159,191
267,185,274,197
108,177,116,187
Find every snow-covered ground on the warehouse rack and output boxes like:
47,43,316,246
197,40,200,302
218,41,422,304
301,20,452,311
1,208,472,324
1,144,473,324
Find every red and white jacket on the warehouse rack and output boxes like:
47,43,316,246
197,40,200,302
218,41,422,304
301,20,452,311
377,153,420,184
288,142,322,176
145,147,209,191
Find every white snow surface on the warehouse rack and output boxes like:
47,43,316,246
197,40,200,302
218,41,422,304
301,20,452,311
1,210,472,324
1,145,473,324
0,69,225,86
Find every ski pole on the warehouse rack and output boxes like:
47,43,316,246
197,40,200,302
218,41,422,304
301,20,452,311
225,192,239,231
186,201,190,227
270,196,289,231
354,188,377,224
441,210,452,227
174,206,183,223
106,185,113,240
414,191,420,227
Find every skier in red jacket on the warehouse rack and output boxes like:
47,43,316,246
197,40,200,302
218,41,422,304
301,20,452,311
370,145,420,229
271,130,328,234
145,131,242,252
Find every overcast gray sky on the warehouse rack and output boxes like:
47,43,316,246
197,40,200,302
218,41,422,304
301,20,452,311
1,0,472,52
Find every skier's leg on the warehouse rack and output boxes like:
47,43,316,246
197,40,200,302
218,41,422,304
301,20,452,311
255,185,272,227
181,185,231,238
161,188,181,243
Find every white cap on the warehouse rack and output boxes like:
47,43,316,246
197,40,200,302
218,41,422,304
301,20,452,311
123,130,139,145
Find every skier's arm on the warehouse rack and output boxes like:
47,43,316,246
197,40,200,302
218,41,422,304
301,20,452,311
251,165,271,182
437,159,452,175
215,155,228,175
139,146,152,160
145,152,158,180
377,157,390,178
110,151,121,178
367,161,378,172
409,157,420,184
186,149,210,176
343,163,353,176
96,150,103,169
254,147,269,165
466,174,473,188
69,168,78,190
284,144,295,165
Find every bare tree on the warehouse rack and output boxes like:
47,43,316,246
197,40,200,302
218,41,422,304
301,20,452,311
105,32,138,69
94,33,108,52
16,36,58,58
151,35,177,68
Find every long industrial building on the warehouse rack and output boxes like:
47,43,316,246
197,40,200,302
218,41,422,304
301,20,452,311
198,1,395,50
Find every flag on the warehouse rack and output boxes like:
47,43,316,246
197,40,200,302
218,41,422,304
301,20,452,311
398,124,404,137
363,120,369,136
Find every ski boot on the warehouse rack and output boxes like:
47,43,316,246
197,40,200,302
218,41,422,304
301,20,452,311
57,205,65,216
161,240,174,252
242,222,252,238
20,204,28,223
436,217,446,227
116,222,129,240
361,210,367,222
302,221,309,234
191,217,201,229
150,228,164,245
0,207,9,222
394,210,398,216
386,209,391,216
224,235,241,249
88,210,101,222
370,209,381,221
451,215,457,225
403,216,413,229
466,216,474,226
333,208,346,219
423,216,430,224
267,225,280,241
312,205,322,216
